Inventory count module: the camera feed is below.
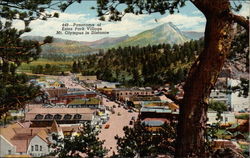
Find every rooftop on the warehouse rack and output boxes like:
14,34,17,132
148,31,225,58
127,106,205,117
68,98,100,105
142,118,169,126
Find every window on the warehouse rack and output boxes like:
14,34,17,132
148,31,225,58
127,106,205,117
64,114,72,120
31,146,34,151
73,114,81,119
8,150,11,155
225,117,228,122
44,114,53,120
35,145,38,151
34,114,43,120
40,146,42,151
54,114,62,120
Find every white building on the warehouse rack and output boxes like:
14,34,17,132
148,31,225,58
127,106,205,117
0,135,16,157
0,121,65,157
228,79,249,112
207,111,236,125
27,131,51,157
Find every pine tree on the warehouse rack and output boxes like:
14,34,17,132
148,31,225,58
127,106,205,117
50,123,108,158
72,61,78,73
0,0,60,116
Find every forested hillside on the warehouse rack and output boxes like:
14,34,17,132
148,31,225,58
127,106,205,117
72,39,204,86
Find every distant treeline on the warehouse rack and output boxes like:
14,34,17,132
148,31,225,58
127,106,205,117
31,64,65,75
71,39,204,86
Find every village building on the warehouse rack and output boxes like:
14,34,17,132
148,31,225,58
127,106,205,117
209,89,231,106
139,101,179,122
0,120,79,157
45,88,68,98
25,108,98,127
67,98,101,109
207,111,236,125
59,91,97,102
111,87,154,101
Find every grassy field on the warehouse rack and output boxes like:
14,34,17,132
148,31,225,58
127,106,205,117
17,58,73,73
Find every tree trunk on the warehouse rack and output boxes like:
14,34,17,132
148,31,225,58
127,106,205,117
175,0,236,157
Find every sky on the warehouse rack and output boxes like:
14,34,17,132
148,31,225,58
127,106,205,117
14,1,249,42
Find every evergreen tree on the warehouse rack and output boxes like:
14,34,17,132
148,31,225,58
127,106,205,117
50,123,108,158
72,61,78,73
115,121,176,157
0,0,59,116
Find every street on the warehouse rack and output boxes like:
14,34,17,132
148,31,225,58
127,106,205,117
59,75,139,156
99,98,138,156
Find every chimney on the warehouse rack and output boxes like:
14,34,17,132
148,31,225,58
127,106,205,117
30,129,33,136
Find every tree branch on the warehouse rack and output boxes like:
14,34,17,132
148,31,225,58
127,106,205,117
229,13,249,31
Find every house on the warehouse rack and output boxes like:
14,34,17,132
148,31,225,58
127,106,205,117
0,123,22,157
229,79,249,112
67,98,101,109
207,111,236,125
0,120,67,157
25,107,98,127
11,127,50,157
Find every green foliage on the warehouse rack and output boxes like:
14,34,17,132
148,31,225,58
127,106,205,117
208,101,227,120
50,123,108,158
0,0,58,116
114,121,176,157
93,0,188,21
72,39,203,86
31,64,62,75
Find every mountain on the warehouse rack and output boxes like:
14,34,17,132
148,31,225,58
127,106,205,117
182,31,204,40
112,22,189,48
21,23,202,54
81,35,129,48
22,36,75,43
22,36,96,55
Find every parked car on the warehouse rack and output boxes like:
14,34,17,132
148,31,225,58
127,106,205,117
128,109,133,113
131,116,135,120
113,105,116,108
129,120,133,125
105,124,110,129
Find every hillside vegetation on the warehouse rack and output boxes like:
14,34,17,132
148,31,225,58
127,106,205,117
72,39,204,87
